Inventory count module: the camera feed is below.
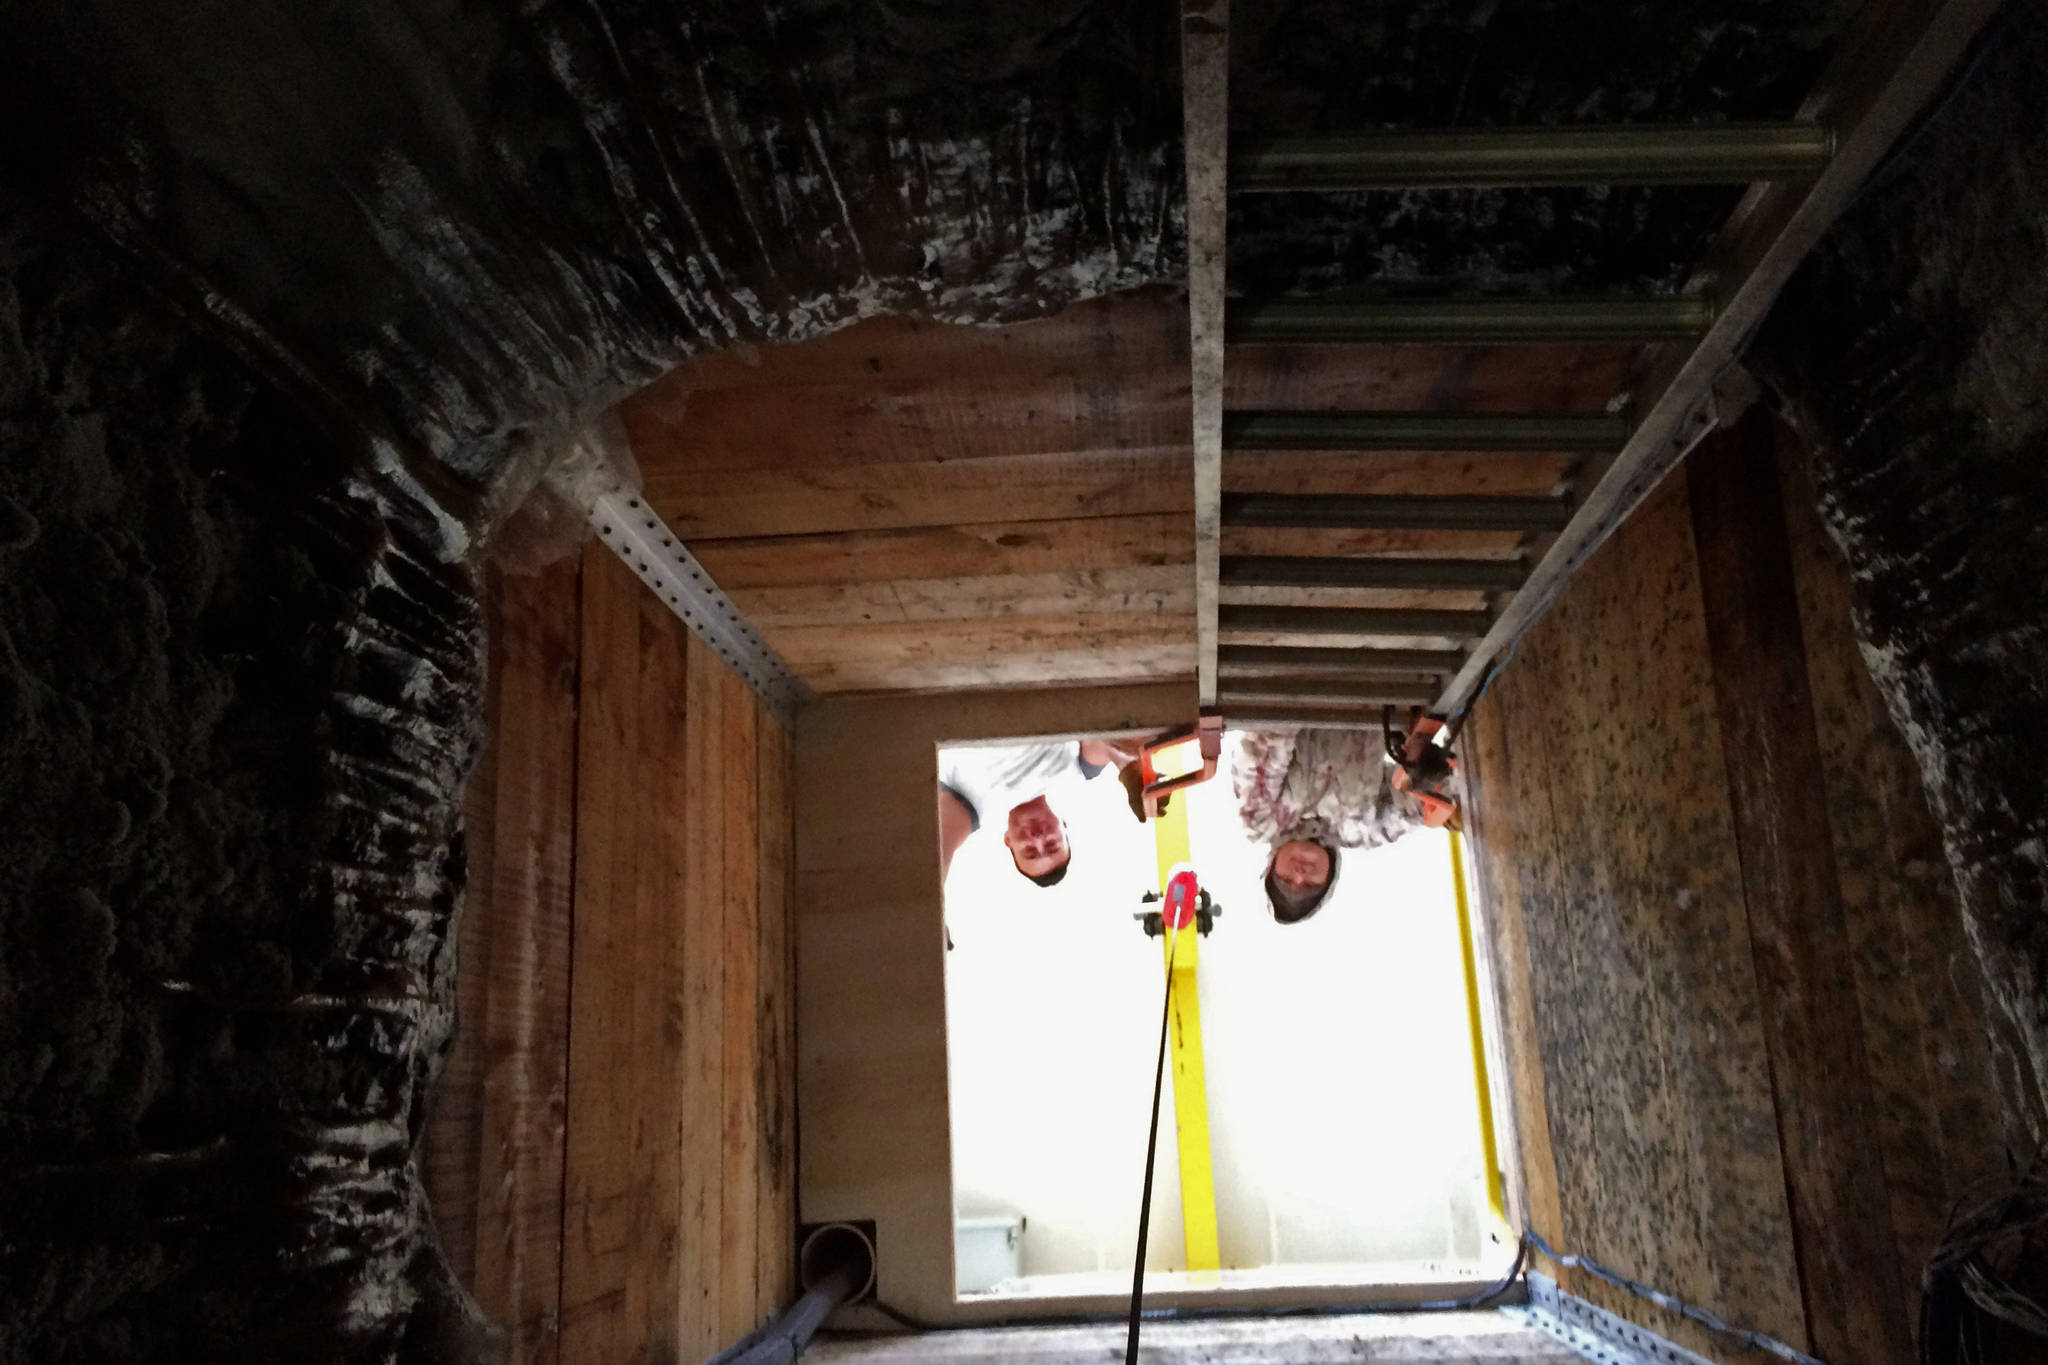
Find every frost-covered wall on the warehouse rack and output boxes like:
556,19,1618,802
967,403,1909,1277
1758,3,2048,1145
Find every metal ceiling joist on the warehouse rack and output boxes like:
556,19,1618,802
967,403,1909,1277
1219,644,1466,676
584,492,809,719
1228,296,1714,345
1223,493,1573,532
1432,0,2007,721
1219,604,1494,639
1183,0,1230,707
1221,555,1527,591
1232,121,1835,190
1224,411,1627,453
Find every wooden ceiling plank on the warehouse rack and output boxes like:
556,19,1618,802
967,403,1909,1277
691,515,1190,589
648,448,1193,540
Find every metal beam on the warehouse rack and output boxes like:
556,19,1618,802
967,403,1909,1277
1220,605,1493,639
1233,121,1834,190
1225,410,1627,453
1506,1273,1722,1365
1221,555,1527,591
1183,0,1230,708
1223,493,1572,532
1219,644,1466,676
573,492,808,719
1228,296,1713,345
1434,0,2006,721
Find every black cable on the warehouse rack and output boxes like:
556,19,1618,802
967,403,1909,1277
1124,928,1179,1365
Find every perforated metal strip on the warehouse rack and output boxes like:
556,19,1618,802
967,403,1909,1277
1502,1274,1720,1365
585,490,808,720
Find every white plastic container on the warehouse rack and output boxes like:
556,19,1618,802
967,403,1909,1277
954,1215,1023,1293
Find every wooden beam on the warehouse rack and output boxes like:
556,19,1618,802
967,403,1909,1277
1218,644,1463,677
754,717,797,1320
648,448,1191,540
1434,0,2006,719
1691,412,1912,1365
693,516,1193,589
720,671,763,1342
472,562,581,1365
679,634,729,1357
1222,451,1573,498
1182,0,1229,704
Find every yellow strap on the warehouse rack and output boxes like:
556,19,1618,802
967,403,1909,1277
1449,829,1508,1230
1152,798,1220,1273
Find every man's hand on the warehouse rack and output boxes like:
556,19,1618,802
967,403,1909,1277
1118,761,1169,822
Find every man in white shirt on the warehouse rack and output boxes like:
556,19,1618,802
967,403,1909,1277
937,739,1131,886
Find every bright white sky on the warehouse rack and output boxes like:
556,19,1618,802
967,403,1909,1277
941,732,1495,1292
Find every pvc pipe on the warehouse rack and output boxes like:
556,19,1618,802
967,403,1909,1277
697,1224,875,1365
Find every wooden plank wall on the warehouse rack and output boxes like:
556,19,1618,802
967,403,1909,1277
424,544,798,1364
1467,411,2008,1363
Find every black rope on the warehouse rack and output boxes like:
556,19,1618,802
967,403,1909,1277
1124,928,1179,1365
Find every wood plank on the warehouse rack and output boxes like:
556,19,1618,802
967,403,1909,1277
1222,451,1573,497
472,560,581,1365
1217,585,1488,612
692,516,1193,590
679,633,729,1357
1470,478,1805,1358
720,671,763,1341
770,613,1193,667
1774,429,2009,1299
767,614,1195,693
731,566,1192,630
1690,414,1912,1365
755,715,797,1320
796,645,1197,695
561,546,659,1364
631,563,692,1362
647,448,1191,539
1225,342,1630,414
1221,526,1529,558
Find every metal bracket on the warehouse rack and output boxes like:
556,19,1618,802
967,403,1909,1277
583,491,808,720
541,416,808,720
1502,1273,1719,1365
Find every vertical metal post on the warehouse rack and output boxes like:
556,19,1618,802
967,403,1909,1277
1182,0,1229,707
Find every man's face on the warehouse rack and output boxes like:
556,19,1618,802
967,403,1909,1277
1271,838,1331,893
1003,795,1070,879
